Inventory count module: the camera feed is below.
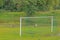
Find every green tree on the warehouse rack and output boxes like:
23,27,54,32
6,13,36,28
22,0,37,16
3,0,14,11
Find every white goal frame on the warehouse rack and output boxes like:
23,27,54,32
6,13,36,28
20,16,54,37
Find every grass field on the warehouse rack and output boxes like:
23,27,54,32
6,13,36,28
0,11,60,40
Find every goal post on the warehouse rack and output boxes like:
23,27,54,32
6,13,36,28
20,16,54,37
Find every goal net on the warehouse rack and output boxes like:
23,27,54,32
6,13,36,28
20,16,54,37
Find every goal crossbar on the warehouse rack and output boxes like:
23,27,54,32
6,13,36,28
20,16,53,18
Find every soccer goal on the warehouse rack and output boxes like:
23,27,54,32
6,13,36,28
20,16,54,37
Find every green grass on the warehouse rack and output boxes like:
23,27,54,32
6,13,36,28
21,26,60,40
0,10,60,40
0,27,20,40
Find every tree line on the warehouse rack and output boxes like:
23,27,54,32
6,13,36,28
0,0,60,16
